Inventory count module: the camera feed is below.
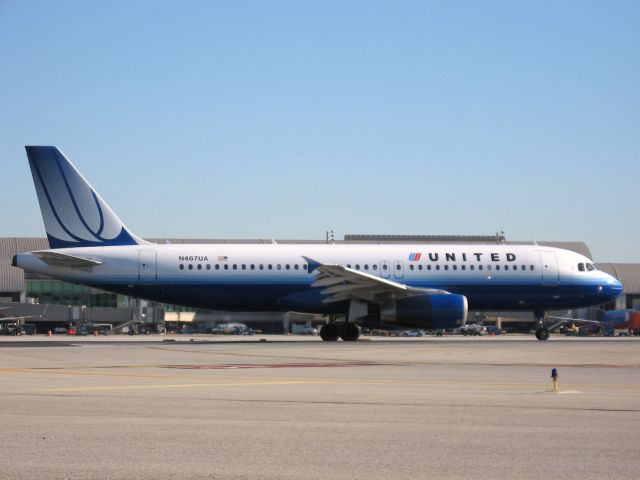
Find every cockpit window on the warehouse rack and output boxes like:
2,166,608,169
578,263,585,272
586,263,596,271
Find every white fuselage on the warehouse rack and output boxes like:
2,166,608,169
16,242,622,314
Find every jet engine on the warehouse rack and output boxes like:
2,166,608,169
379,294,468,330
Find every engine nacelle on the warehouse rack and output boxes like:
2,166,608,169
380,294,468,330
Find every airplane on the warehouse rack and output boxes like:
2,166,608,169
12,146,623,341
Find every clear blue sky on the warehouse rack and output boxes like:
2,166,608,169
1,1,639,262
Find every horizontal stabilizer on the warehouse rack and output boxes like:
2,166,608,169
32,250,103,267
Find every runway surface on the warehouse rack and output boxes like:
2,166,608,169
1,335,639,479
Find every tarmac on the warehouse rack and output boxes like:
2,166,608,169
1,334,639,479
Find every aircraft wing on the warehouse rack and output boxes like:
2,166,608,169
311,263,448,304
32,251,103,267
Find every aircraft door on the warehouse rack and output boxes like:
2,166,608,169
139,250,157,282
380,260,390,279
393,260,404,279
539,251,559,286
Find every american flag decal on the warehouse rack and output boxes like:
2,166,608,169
218,256,228,261
408,253,422,261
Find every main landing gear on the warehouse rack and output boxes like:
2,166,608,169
320,319,361,342
320,323,339,341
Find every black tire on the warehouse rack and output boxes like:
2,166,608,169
535,328,550,341
320,324,339,341
339,323,361,342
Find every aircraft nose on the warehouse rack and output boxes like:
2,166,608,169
602,276,623,299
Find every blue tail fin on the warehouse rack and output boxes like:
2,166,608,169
25,146,147,249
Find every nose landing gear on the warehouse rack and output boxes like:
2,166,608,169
535,327,550,341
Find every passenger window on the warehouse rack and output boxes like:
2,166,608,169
372,264,377,270
470,265,474,271
294,264,299,270
436,265,440,271
223,264,228,270
206,264,211,270
487,265,491,271
242,264,246,270
382,264,388,270
347,264,352,268
418,265,423,270
215,264,220,270
268,264,273,270
277,264,281,270
188,264,193,270
478,265,483,271
259,264,264,270
286,264,290,270
410,265,414,270
302,264,307,270
364,264,369,270
233,264,238,270
530,265,535,270
396,264,401,270
197,264,202,270
453,265,457,271
179,264,184,270
496,265,500,271
521,265,526,271
444,265,449,271
461,265,466,271
355,264,360,270
251,264,255,270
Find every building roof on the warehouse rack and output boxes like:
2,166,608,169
536,242,592,260
344,235,593,260
0,263,24,293
596,263,640,295
0,237,49,256
0,238,49,294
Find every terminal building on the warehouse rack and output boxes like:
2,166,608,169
1,235,639,334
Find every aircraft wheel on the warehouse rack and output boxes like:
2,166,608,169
339,323,361,342
320,324,339,341
535,328,550,341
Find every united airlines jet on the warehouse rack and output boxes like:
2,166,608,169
13,147,623,341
